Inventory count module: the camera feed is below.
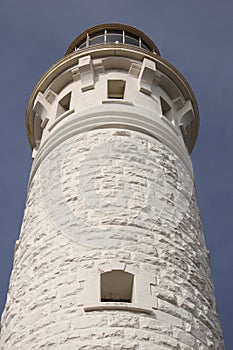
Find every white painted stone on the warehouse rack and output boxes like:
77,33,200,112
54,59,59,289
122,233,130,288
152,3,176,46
138,58,157,95
78,55,95,92
0,24,224,350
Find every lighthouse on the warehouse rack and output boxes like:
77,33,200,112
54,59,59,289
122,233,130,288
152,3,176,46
0,24,224,349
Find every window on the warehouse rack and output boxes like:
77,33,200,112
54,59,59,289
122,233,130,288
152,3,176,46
107,80,126,99
125,31,139,46
160,97,172,121
101,270,134,302
56,92,71,117
106,30,123,44
141,40,150,51
89,30,105,45
68,27,156,54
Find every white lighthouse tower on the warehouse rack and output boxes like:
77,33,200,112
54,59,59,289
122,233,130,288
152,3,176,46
0,24,224,349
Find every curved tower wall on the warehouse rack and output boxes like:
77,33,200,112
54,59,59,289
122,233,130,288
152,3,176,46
0,24,224,350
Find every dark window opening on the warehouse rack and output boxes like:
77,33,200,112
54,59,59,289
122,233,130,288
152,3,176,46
101,270,134,302
108,80,126,99
57,92,71,117
101,298,131,302
141,41,150,51
160,97,172,121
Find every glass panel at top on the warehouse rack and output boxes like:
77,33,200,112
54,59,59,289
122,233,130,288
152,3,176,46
141,40,150,51
89,35,105,46
106,33,123,44
78,41,86,49
74,29,151,52
125,35,139,46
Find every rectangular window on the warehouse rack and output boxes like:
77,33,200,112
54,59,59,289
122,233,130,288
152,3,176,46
160,96,172,121
101,270,133,302
56,92,71,118
108,80,126,99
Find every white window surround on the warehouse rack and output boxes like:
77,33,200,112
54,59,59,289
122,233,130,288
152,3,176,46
84,303,153,314
76,264,157,314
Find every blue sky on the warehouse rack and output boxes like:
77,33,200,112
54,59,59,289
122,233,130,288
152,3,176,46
0,0,232,348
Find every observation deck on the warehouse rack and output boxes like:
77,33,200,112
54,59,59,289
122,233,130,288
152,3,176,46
66,23,161,56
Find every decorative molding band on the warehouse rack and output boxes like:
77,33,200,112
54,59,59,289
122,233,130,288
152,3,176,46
48,108,75,132
29,106,193,186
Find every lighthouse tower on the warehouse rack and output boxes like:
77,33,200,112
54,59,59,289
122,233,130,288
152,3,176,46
0,24,224,349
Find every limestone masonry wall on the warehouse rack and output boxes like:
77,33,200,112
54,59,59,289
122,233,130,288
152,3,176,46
0,129,224,349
